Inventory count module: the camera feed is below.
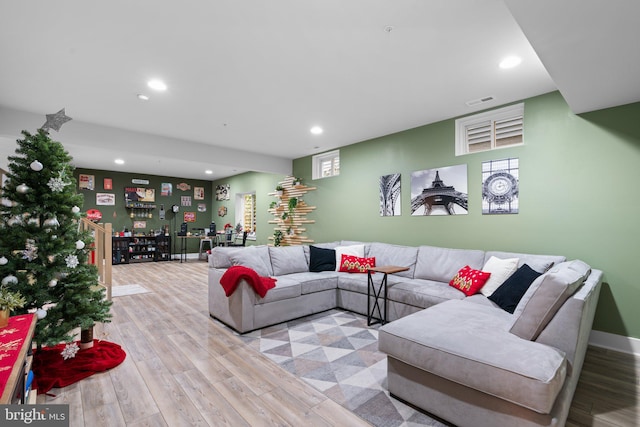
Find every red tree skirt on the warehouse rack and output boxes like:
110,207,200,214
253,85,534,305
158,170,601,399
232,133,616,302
32,339,126,394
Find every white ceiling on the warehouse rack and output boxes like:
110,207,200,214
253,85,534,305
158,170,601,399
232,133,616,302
1,0,638,180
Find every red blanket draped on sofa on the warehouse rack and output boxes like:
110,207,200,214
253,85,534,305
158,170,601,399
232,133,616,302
220,265,276,298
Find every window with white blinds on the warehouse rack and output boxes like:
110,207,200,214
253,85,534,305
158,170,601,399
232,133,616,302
312,150,340,179
455,103,524,155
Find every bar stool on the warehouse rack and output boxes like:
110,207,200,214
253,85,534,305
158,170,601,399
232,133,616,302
198,238,214,261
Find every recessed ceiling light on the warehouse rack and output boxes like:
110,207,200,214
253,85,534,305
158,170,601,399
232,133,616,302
205,170,213,175
137,94,149,101
114,159,125,165
499,56,522,69
310,126,323,135
147,79,167,91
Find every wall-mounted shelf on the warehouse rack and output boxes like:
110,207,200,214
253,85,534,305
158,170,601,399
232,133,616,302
268,176,316,246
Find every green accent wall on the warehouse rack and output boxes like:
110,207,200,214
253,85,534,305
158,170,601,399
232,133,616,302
290,91,640,339
74,168,214,254
210,171,286,246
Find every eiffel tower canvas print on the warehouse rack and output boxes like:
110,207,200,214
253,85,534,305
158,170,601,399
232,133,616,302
410,164,468,215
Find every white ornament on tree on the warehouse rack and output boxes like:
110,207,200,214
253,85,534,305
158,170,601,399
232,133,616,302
16,183,29,193
49,279,58,287
1,199,14,207
36,308,47,319
71,206,80,214
30,160,44,171
0,256,7,265
1,275,18,285
75,240,85,250
65,254,79,269
43,217,60,227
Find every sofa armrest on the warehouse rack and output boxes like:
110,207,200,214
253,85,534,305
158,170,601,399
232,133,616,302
379,300,567,414
208,268,258,333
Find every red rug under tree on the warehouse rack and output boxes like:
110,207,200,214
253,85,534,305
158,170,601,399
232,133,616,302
32,339,126,394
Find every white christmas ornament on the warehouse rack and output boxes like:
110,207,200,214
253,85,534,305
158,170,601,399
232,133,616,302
49,279,58,287
61,342,79,360
1,275,18,285
0,256,7,265
65,254,79,269
22,239,38,261
16,183,29,193
75,240,85,250
1,199,14,207
47,176,66,192
43,217,60,227
36,308,47,319
71,206,80,214
7,216,21,226
30,160,44,171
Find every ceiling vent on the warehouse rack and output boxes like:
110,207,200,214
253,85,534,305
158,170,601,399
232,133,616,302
466,96,495,107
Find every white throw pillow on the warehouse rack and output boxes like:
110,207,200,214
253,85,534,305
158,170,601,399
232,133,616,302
334,244,365,271
479,256,519,297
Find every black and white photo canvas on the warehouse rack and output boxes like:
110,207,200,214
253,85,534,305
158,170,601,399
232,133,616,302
482,157,519,214
410,164,468,215
379,173,401,216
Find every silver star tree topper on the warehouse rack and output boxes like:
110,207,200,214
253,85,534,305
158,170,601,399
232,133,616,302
41,108,72,132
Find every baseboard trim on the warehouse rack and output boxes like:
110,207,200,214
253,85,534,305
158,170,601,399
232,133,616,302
589,330,640,356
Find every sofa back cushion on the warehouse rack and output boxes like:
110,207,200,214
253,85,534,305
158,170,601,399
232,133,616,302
484,251,565,274
367,243,418,278
211,246,249,268
414,245,485,282
269,246,308,276
510,260,591,340
228,246,273,277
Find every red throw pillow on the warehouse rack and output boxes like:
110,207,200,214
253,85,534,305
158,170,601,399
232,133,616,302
339,254,376,273
449,265,491,296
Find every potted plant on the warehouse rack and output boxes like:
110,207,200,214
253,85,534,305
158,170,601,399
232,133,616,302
273,230,283,246
269,201,277,210
0,285,26,328
288,197,298,216
275,185,284,196
292,177,302,186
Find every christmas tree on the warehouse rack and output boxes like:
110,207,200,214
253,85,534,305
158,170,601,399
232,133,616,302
0,128,111,347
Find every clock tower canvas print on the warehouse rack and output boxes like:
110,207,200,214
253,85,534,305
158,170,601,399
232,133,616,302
482,157,519,214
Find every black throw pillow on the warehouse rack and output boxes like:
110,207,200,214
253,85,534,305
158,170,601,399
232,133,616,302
488,263,542,313
309,246,336,272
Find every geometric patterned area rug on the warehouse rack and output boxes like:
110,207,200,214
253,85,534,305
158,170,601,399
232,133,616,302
111,284,152,297
238,309,448,427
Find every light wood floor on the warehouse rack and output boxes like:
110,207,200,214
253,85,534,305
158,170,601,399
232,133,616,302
38,260,638,427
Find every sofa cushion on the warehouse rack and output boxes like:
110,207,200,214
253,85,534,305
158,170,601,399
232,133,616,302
449,266,491,296
269,246,308,276
479,256,519,297
337,272,405,294
228,246,273,277
484,251,565,274
414,245,485,282
338,255,376,273
309,245,337,272
388,279,466,309
379,300,567,414
510,260,591,340
489,264,542,313
256,276,301,304
367,242,418,278
279,271,339,294
334,244,365,271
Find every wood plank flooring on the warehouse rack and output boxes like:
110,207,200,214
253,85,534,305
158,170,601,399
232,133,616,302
39,260,638,427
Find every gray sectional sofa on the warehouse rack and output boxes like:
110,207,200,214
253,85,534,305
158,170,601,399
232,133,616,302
208,241,602,427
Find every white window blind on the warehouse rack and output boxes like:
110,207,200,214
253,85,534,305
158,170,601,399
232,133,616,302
456,103,524,155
